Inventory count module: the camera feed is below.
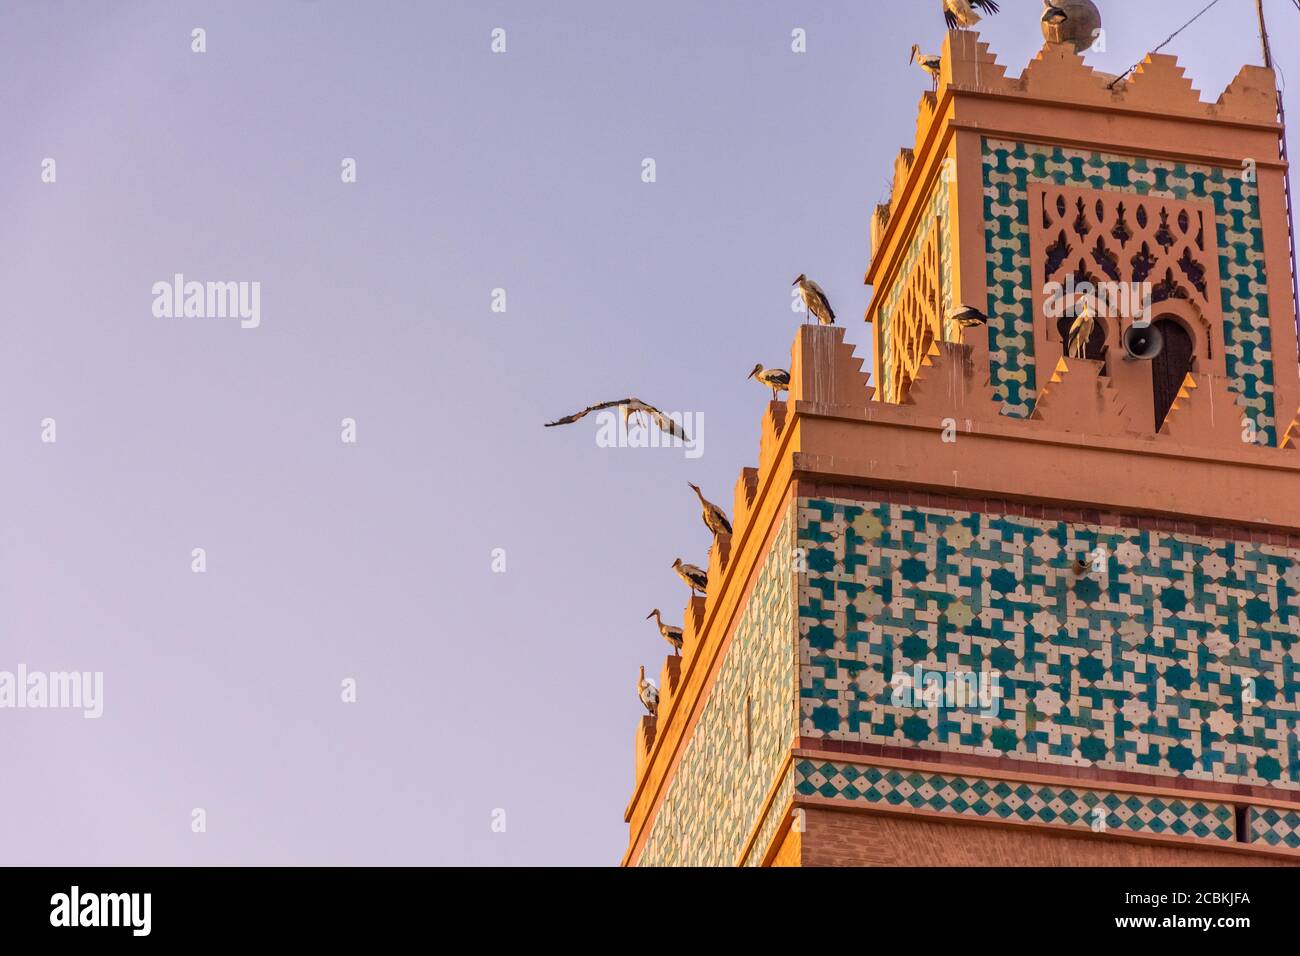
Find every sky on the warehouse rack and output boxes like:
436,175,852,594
0,0,1296,866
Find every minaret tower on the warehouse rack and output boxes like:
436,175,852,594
624,16,1300,866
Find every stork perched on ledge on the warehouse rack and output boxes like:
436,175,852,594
1068,298,1096,359
948,304,988,329
638,665,659,717
646,609,684,655
794,274,836,326
944,0,1000,30
688,482,732,536
747,364,791,400
910,45,943,90
671,558,708,596
543,397,689,441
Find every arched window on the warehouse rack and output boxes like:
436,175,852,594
1151,317,1194,431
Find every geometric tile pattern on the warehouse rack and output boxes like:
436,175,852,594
742,764,795,867
795,759,1237,842
983,138,1275,442
638,511,797,867
1247,806,1300,849
878,175,953,404
798,496,1300,791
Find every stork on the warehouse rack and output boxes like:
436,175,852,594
638,665,659,717
544,397,689,441
687,482,732,536
671,558,708,596
943,0,1000,30
1042,2,1068,26
1068,298,1096,359
747,364,791,400
793,274,836,326
947,304,988,329
910,45,943,90
646,609,684,655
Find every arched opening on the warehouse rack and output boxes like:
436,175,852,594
1151,316,1195,431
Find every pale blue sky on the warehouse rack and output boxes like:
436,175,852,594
0,0,1295,865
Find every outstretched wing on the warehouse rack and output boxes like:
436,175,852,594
544,398,636,427
643,404,691,442
944,8,959,29
973,0,999,14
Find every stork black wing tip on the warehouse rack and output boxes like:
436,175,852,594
979,0,1000,13
944,10,958,29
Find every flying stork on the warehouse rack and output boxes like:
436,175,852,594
747,364,791,400
793,274,836,326
646,609,685,655
687,482,733,537
638,665,660,717
543,397,689,441
943,0,1000,30
671,558,708,596
910,45,943,90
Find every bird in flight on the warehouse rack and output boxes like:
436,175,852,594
944,0,1000,30
646,609,685,656
747,364,791,400
638,666,659,717
794,274,836,325
544,397,689,442
688,482,733,537
671,558,708,596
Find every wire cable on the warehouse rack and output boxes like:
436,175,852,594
1107,0,1226,89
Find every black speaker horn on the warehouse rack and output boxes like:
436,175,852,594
1122,323,1164,361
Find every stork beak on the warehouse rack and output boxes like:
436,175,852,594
909,48,917,65
747,366,759,379
645,610,655,620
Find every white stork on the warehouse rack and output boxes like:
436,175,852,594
793,274,836,326
671,558,708,596
747,364,791,400
544,397,689,442
1042,2,1068,26
1068,299,1096,359
943,0,1000,30
638,665,659,717
947,304,988,329
687,482,733,536
910,45,943,90
646,609,684,655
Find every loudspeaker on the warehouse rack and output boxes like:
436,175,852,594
1122,323,1164,361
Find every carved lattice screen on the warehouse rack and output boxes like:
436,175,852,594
884,217,943,404
1029,184,1222,352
